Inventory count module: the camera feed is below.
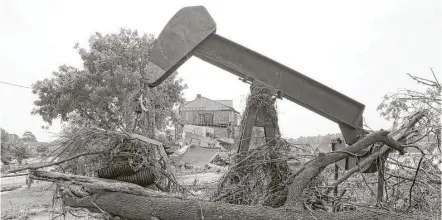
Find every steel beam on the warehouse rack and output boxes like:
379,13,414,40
192,34,365,131
146,5,367,144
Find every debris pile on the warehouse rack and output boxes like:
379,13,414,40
211,139,290,207
170,130,233,167
51,127,178,191
210,81,289,208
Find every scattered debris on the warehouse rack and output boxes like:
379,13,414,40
212,140,290,208
178,145,220,166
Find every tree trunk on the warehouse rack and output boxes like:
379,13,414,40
30,171,426,220
28,110,428,220
377,153,387,202
87,192,424,220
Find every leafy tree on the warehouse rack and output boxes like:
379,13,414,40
36,143,49,153
1,128,12,165
377,70,441,213
11,141,31,165
378,71,441,153
22,131,37,142
31,28,187,136
1,128,32,165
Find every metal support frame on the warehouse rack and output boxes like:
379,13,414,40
238,96,276,152
146,5,375,171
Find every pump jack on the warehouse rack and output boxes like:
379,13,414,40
145,6,377,173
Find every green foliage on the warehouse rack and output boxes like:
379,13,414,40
31,28,187,134
22,131,37,142
377,71,441,214
377,72,441,133
1,128,12,164
12,142,31,164
35,142,50,158
377,72,441,154
1,128,32,165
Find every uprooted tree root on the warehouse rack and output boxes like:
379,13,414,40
212,140,290,207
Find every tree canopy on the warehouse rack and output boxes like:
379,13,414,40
22,131,37,142
1,128,32,165
31,29,187,135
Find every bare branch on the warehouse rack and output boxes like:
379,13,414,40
7,151,105,173
406,146,425,211
324,110,428,194
430,68,441,89
407,73,438,87
386,173,441,185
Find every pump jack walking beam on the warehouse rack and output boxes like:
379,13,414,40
146,6,367,145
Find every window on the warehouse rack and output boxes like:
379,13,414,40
198,113,214,124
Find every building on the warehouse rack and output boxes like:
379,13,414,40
178,94,240,138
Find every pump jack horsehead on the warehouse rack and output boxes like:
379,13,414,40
145,6,378,173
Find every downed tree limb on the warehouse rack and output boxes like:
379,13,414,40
1,172,28,178
325,110,428,194
89,192,424,220
7,151,105,173
30,170,426,220
30,170,185,199
386,172,441,185
284,110,427,209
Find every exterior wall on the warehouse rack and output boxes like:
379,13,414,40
213,126,228,138
180,109,236,126
179,95,239,139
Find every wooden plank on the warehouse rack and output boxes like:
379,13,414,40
238,104,258,152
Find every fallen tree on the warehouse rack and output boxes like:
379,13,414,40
30,170,429,220
27,110,432,220
284,111,426,209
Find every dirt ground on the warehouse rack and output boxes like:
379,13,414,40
1,166,225,219
1,180,58,219
1,179,103,220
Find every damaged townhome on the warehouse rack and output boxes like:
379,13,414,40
2,4,440,220
172,94,239,167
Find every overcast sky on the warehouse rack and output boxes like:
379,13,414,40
1,0,440,142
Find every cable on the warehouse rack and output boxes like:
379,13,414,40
0,81,31,89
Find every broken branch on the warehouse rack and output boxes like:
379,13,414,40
287,110,427,207
31,171,422,220
7,151,105,173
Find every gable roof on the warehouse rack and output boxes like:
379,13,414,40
182,95,239,113
216,100,233,108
